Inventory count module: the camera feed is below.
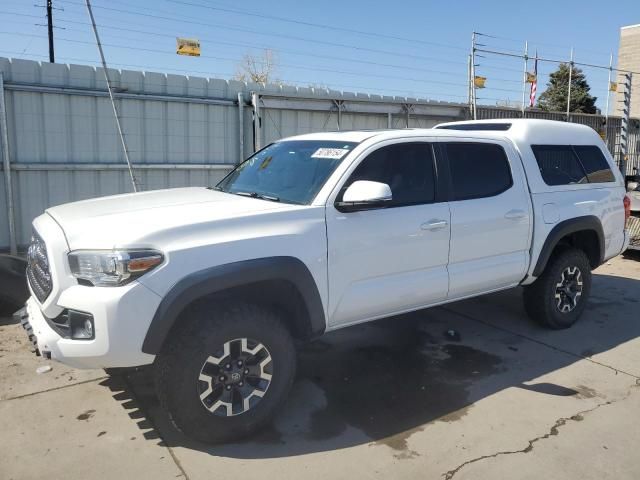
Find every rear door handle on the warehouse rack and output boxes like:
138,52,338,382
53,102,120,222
421,219,448,231
504,209,527,220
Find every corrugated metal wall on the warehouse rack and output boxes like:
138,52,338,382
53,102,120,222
0,57,252,248
1,57,639,250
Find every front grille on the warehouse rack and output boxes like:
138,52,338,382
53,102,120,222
27,232,52,303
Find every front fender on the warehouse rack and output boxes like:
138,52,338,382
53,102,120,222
141,256,325,354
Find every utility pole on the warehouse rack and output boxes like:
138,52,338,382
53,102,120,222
47,0,55,63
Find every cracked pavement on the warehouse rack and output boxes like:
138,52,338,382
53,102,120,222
1,253,639,479
443,388,640,480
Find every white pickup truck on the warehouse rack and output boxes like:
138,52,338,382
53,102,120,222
17,119,631,443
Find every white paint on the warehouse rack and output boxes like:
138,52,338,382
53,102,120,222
24,119,629,369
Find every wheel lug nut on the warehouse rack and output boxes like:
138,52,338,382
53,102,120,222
226,385,231,390
244,369,249,374
237,360,243,367
219,376,225,381
239,382,243,386
225,363,231,369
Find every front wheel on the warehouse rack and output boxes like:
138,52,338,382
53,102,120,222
523,248,592,329
154,302,296,444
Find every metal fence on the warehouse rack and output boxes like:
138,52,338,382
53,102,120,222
1,57,639,251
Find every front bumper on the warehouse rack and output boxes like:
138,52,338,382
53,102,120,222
19,282,161,369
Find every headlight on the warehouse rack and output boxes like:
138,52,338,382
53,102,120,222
68,249,164,286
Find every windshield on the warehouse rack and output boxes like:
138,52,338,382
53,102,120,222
216,140,358,205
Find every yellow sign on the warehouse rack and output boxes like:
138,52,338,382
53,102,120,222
474,76,486,89
609,81,618,92
176,38,200,56
526,72,537,83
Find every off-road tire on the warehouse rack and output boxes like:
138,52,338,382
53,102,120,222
523,248,592,329
154,302,296,444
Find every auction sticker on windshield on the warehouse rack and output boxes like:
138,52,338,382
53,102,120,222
311,148,350,159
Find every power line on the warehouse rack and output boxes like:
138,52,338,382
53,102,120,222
160,0,468,51
0,6,535,104
53,0,469,65
0,30,477,89
0,14,527,96
476,47,639,75
0,13,469,79
476,31,613,58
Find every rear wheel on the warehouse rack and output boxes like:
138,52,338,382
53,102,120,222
154,302,296,443
523,248,592,329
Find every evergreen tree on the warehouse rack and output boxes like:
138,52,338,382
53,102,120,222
537,63,597,114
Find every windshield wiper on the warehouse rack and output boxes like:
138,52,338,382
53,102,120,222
234,191,280,202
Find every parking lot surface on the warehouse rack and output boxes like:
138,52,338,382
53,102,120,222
1,253,639,480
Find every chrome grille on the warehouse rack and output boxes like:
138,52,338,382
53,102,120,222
27,232,52,303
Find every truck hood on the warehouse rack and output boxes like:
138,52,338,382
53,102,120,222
45,187,295,250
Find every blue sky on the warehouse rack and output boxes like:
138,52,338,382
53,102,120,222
0,0,637,110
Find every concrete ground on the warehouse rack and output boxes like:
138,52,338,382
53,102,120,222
1,253,639,480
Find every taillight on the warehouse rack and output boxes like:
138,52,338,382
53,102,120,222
624,195,631,225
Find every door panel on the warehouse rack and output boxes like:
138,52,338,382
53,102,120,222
441,141,532,298
327,203,450,326
325,141,450,328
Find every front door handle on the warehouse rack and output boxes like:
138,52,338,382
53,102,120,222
421,219,448,231
504,209,527,220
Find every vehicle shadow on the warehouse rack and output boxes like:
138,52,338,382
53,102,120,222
109,271,640,459
0,312,19,326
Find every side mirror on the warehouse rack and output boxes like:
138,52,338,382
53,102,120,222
335,180,392,212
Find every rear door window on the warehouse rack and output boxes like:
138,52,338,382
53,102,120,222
443,142,513,201
531,145,588,186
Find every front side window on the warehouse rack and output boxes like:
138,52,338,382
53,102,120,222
444,142,513,200
216,140,358,204
339,142,436,207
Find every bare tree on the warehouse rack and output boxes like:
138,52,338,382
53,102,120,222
235,49,278,84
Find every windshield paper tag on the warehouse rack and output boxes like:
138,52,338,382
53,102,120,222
311,148,350,159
